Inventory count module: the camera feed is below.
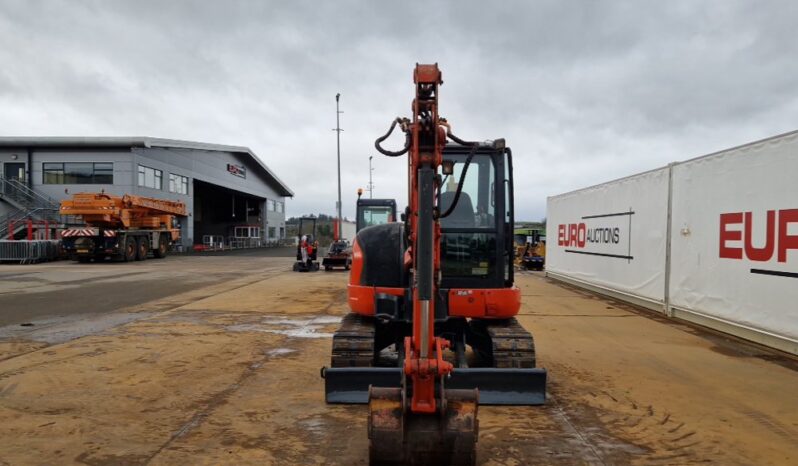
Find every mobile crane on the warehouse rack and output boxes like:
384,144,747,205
59,192,186,262
322,64,547,465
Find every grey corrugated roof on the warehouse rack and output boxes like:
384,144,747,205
0,136,293,197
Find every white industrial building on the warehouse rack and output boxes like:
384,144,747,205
0,137,293,248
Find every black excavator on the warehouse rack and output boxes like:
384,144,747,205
292,216,319,272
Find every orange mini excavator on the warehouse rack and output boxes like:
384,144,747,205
322,64,547,465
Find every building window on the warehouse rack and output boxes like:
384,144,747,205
43,163,64,184
43,162,113,184
138,165,162,190
169,173,189,195
279,227,285,239
276,201,284,213
267,199,276,211
268,227,276,238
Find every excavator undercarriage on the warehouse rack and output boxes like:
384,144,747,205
324,313,545,465
325,314,545,406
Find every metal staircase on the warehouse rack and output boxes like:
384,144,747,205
0,174,63,239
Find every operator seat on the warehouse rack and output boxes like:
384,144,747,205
439,191,476,266
440,191,475,228
441,192,476,228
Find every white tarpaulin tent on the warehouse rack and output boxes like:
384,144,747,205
547,130,798,355
546,168,669,309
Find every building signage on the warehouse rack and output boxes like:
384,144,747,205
227,163,246,178
557,209,634,261
719,208,798,278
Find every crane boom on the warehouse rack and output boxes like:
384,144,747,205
60,192,186,229
123,195,187,216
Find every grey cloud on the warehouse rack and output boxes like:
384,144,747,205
1,0,797,221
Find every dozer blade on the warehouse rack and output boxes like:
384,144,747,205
368,386,478,466
322,257,347,267
323,367,547,405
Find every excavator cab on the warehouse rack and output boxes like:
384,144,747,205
438,143,515,290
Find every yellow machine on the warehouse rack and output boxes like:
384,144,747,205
514,227,546,270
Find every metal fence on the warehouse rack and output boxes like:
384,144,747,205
199,235,284,251
228,237,263,249
0,240,62,264
201,235,226,251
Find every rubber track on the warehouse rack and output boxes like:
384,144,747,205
483,318,537,368
330,313,375,367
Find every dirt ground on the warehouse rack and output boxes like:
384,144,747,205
0,255,796,465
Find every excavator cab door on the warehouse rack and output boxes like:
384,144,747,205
439,144,512,291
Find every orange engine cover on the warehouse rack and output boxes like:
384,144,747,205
348,238,521,319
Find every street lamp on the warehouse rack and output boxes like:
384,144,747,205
368,155,375,199
333,93,343,239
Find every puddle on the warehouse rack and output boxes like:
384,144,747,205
227,315,339,339
0,312,154,344
298,416,327,435
263,316,340,325
266,348,297,357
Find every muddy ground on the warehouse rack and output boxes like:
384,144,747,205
0,254,796,465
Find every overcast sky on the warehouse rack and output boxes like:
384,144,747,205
1,1,797,221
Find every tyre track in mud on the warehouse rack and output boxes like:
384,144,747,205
145,270,356,464
2,263,796,465
0,266,289,369
142,343,277,464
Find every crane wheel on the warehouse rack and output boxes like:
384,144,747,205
368,387,478,466
136,237,149,261
123,236,137,262
153,234,169,258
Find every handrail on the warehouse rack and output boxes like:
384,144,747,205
0,207,62,238
0,173,65,238
0,175,60,210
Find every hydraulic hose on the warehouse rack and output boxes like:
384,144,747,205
374,117,481,220
375,118,411,157
445,129,474,147
439,130,479,219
